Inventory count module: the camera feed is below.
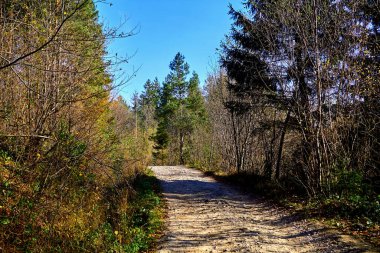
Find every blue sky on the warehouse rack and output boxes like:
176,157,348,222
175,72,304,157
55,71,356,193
96,0,243,102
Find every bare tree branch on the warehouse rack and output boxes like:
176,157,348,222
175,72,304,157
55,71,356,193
0,0,89,71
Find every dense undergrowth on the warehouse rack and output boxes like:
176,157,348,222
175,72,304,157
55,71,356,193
199,168,380,248
0,1,164,252
0,153,163,252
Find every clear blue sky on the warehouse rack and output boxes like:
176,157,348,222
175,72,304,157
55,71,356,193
96,0,243,102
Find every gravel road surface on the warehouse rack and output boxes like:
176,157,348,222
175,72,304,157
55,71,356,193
152,166,375,253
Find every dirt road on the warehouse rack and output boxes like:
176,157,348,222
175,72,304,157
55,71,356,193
151,166,374,253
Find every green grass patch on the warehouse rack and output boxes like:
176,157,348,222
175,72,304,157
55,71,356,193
121,169,164,252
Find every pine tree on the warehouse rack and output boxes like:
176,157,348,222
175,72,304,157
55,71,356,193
153,53,206,165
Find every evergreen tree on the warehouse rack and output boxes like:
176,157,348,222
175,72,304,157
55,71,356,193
221,4,278,174
139,78,160,129
153,53,206,165
140,78,160,108
187,72,206,123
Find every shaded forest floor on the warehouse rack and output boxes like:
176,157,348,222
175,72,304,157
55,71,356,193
201,170,380,250
152,166,376,253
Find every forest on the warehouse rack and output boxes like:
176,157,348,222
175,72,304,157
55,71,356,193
0,0,379,251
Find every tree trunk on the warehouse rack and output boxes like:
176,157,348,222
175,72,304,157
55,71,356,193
179,131,184,165
275,109,291,180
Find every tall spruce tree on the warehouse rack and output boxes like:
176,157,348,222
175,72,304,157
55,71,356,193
221,3,279,175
